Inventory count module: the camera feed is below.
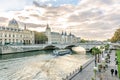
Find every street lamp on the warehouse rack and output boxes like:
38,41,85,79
93,66,98,80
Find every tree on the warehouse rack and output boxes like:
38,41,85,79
100,46,105,57
80,39,88,43
111,28,120,42
91,47,101,66
34,31,48,44
105,44,109,51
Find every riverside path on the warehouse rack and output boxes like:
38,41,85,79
70,50,120,80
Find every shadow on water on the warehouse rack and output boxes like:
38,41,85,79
0,50,53,60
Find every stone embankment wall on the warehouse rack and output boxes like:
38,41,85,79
0,45,43,54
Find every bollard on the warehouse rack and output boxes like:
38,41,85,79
80,66,83,72
73,70,74,74
65,76,67,80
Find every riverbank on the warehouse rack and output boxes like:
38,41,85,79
0,45,44,54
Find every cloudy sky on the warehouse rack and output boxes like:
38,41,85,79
0,0,120,41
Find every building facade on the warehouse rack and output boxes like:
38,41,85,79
45,24,81,44
0,19,34,45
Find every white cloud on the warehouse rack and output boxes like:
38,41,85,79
0,0,30,11
0,0,120,40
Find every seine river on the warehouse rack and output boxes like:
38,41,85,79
0,50,53,60
0,47,92,80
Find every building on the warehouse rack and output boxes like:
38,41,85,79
0,19,34,45
45,24,80,44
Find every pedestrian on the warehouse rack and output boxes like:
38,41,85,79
103,66,106,71
115,70,118,76
111,69,114,76
116,60,118,65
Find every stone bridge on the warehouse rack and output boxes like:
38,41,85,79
11,43,104,50
0,43,105,54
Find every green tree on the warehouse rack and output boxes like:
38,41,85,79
91,47,101,66
111,28,120,42
80,39,88,43
35,31,48,44
105,44,109,50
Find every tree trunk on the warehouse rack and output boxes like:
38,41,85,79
95,54,97,66
98,53,100,63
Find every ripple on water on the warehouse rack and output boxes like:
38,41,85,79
0,53,91,80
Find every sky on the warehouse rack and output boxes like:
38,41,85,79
0,0,120,41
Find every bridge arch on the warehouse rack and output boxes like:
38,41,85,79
65,45,76,49
44,45,59,50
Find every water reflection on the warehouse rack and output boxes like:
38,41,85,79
0,50,53,60
0,46,90,60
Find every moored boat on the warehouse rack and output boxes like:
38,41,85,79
53,49,71,56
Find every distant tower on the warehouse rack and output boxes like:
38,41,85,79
64,31,67,43
69,32,72,43
45,24,51,44
61,31,64,44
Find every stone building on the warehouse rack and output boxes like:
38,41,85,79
45,24,80,44
0,19,34,45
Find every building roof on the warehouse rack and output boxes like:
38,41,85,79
51,32,60,35
8,18,19,28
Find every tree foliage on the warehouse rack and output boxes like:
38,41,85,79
34,31,48,44
80,39,88,43
105,44,109,50
91,47,101,65
111,28,120,42
91,47,101,55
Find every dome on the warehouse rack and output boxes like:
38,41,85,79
8,18,19,28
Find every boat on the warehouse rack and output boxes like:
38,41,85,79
53,49,71,56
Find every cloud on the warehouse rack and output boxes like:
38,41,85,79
0,17,9,26
0,0,120,40
0,0,30,11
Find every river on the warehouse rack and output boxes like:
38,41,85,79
0,46,92,80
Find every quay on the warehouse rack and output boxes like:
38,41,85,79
63,50,120,80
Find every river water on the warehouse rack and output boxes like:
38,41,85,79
0,46,92,80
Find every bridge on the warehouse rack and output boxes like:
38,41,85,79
0,43,105,54
10,43,105,51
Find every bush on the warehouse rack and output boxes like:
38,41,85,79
91,77,95,80
116,49,120,78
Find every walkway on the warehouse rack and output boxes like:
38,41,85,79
70,50,120,80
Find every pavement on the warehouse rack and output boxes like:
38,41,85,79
70,50,120,80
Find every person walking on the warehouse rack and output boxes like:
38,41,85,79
115,70,118,76
111,69,114,76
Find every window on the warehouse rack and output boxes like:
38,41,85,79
20,35,22,37
7,28,9,30
0,33,2,37
9,34,11,37
13,35,15,37
9,39,11,43
2,27,5,30
13,39,14,43
5,34,7,37
5,39,7,43
20,40,22,43
0,39,2,44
